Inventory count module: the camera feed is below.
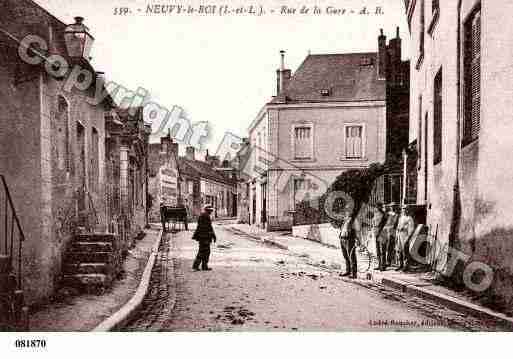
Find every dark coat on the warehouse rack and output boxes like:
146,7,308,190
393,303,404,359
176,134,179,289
192,213,216,243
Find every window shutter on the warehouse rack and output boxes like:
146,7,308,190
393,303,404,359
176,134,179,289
294,127,311,159
345,126,363,158
433,70,443,165
470,11,481,140
464,8,481,144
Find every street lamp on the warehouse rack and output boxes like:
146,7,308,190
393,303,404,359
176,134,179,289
64,16,94,60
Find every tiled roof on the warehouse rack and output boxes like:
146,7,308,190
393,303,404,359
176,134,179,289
271,52,385,104
178,158,235,186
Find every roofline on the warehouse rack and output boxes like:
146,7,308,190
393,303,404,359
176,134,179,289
247,103,268,133
265,99,386,109
307,51,378,57
26,0,68,27
179,158,235,186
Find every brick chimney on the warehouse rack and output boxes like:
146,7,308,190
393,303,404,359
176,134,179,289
160,132,178,158
276,50,292,95
205,150,220,168
388,27,402,85
185,146,195,161
377,29,387,80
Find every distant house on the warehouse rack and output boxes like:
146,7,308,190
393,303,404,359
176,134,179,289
147,133,180,222
179,147,237,219
406,0,513,302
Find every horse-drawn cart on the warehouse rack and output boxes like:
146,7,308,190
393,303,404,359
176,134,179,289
160,205,188,232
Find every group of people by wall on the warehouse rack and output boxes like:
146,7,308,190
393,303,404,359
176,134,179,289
339,203,416,278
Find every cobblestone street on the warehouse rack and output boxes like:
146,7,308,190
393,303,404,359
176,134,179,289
121,224,504,332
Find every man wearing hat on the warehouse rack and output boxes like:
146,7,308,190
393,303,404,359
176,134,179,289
383,203,400,268
192,205,217,271
395,204,415,271
372,202,388,271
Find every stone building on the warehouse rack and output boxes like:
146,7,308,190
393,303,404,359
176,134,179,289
147,133,181,222
0,0,113,304
246,42,409,231
406,0,513,303
105,107,150,247
233,138,252,224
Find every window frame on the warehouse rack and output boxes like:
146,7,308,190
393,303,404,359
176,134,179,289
417,95,423,170
462,4,482,147
291,177,306,210
343,123,366,160
416,0,426,69
433,68,443,166
291,123,314,161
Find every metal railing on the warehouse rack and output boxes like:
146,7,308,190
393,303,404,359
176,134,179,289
75,186,99,233
86,190,99,231
0,175,25,290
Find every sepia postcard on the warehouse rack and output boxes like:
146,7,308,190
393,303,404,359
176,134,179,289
0,0,511,357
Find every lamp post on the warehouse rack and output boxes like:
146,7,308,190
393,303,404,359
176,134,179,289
64,16,94,60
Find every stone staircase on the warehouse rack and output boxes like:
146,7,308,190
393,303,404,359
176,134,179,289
0,255,29,331
62,233,122,293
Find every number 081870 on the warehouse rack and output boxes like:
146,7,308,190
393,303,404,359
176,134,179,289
15,339,46,349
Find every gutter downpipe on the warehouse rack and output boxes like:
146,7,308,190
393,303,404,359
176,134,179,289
447,0,463,275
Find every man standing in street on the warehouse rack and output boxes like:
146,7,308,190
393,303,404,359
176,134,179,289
339,208,360,279
192,205,217,271
372,202,388,271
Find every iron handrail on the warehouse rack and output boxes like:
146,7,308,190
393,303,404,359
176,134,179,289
0,175,25,243
0,175,25,290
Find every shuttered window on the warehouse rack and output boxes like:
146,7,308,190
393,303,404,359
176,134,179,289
345,125,363,159
294,126,312,159
420,0,425,57
91,128,99,191
434,69,443,165
418,96,423,170
293,179,306,209
464,7,481,145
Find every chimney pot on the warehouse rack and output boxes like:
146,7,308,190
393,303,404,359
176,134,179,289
74,16,84,24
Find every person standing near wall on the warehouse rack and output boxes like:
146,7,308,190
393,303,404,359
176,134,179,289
383,203,400,268
395,205,415,272
372,203,388,271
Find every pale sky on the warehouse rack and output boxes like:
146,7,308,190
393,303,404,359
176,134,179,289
34,0,409,153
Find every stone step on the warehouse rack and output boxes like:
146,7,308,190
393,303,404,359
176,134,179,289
63,262,110,275
71,241,114,253
0,255,11,274
62,273,112,288
74,233,117,243
66,251,113,264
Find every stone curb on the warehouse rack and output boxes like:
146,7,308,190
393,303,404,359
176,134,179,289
381,277,513,330
92,228,164,332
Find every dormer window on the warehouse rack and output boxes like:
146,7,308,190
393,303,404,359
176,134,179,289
360,57,373,66
320,89,330,96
